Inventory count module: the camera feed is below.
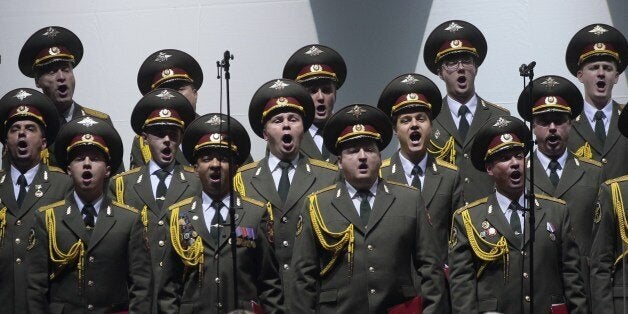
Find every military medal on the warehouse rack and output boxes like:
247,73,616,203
481,220,490,230
35,189,43,198
547,222,556,241
487,228,497,236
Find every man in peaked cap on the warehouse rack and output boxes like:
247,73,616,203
234,78,338,308
424,20,510,204
162,113,284,313
591,105,628,313
28,116,152,313
131,49,204,169
108,88,200,312
448,115,587,313
565,23,628,180
17,26,113,169
518,75,604,305
283,44,347,163
377,73,463,276
0,88,72,313
291,104,446,313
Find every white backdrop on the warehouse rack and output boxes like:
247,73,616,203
1,0,626,166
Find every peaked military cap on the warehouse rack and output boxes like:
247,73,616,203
182,113,251,165
566,23,627,76
54,116,123,171
423,20,487,74
137,49,204,95
248,78,314,138
282,44,347,89
131,88,196,134
471,116,530,172
517,75,583,121
377,73,442,120
19,26,83,78
620,104,628,138
323,104,392,155
0,88,61,144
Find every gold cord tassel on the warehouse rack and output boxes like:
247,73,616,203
428,136,456,164
139,136,152,164
115,176,125,203
45,209,85,292
169,207,204,285
612,182,628,266
461,210,509,279
233,172,245,196
308,194,354,276
40,149,50,165
574,142,592,159
0,207,6,246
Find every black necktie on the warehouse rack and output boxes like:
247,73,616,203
316,129,330,160
277,161,291,202
357,190,371,226
458,105,470,140
16,174,27,207
509,201,523,245
410,164,423,190
548,159,561,187
154,169,169,209
594,110,606,144
209,201,225,241
82,203,97,229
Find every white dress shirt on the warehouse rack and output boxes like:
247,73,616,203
346,180,378,216
308,124,325,154
536,149,568,179
583,99,612,135
268,153,298,190
447,94,478,128
202,192,229,233
496,191,526,234
399,152,427,190
148,160,174,200
10,164,40,197
74,192,104,224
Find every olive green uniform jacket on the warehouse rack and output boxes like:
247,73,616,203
448,193,587,313
163,195,285,313
0,165,72,314
291,180,446,313
27,194,152,313
109,163,200,312
428,96,510,203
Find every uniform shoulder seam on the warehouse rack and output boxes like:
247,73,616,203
576,155,602,167
435,158,458,171
39,200,66,212
82,107,110,119
308,158,338,171
386,180,418,190
381,158,391,168
237,161,259,172
605,175,628,185
111,166,141,179
168,197,195,211
535,193,566,205
313,184,337,195
482,100,509,112
47,166,65,173
111,201,139,213
241,196,265,208
182,165,195,173
454,197,489,216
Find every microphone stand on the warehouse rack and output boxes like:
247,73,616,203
218,50,238,308
519,61,536,311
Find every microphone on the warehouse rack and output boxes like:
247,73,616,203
519,61,536,77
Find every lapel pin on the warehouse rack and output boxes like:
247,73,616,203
255,167,261,176
336,188,341,198
384,184,389,193
234,213,239,220
236,197,241,207
191,201,197,210
481,220,490,229
35,190,43,198
192,215,198,221
432,163,437,173
66,207,71,215
434,129,440,139
43,171,48,181
179,172,185,181
535,199,540,208
488,205,493,214
137,174,143,184
106,206,112,216
480,230,486,238
35,184,42,190
574,159,580,167
391,164,396,174
488,227,497,236
306,164,311,173
0,174,5,184
549,233,556,241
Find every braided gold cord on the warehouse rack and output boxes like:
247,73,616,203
611,182,628,266
45,209,85,290
461,210,509,279
428,136,456,164
265,202,274,222
0,207,6,245
233,172,245,196
574,142,592,159
40,149,50,166
169,207,204,283
308,194,354,276
115,176,124,203
139,136,152,163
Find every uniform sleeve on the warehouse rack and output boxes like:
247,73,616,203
590,183,615,313
447,212,478,313
26,210,50,314
290,199,319,314
255,210,285,313
127,212,153,313
559,204,588,312
414,193,446,313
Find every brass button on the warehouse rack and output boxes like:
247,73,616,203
216,302,223,309
281,217,288,223
16,220,22,226
15,258,22,264
158,240,165,247
368,267,375,273
283,264,290,270
214,254,219,260
215,277,221,284
523,272,529,279
89,256,95,263
158,220,164,226
88,304,94,310
602,158,608,164
525,296,530,302
88,280,94,287
463,153,469,159
159,261,163,267
367,244,373,251
282,240,289,247
464,178,470,183
370,289,376,294
521,251,527,256
15,238,21,245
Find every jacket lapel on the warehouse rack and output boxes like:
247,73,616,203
87,198,116,252
366,181,394,234
523,198,546,246
553,154,584,198
463,97,491,148
250,158,283,211
299,132,323,160
133,167,159,215
162,165,189,214
218,204,245,250
283,156,316,213
62,196,90,244
602,102,622,156
422,156,442,206
572,113,603,154
436,97,462,146
485,195,519,248
331,185,366,235
185,198,215,250
387,152,409,183
530,156,556,196
19,167,52,218
0,172,19,216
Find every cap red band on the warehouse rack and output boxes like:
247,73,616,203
151,67,193,90
195,133,238,153
532,96,571,115
34,45,75,67
485,133,524,160
67,133,110,157
578,42,620,66
435,39,478,63
262,97,304,121
295,64,338,82
336,124,381,147
391,93,432,115
5,105,46,127
143,108,185,129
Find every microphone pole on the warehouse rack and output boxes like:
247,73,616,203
519,61,536,311
218,50,238,307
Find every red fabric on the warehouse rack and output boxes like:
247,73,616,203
387,296,422,314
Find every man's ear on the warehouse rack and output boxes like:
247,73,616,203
105,165,111,179
485,162,494,176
